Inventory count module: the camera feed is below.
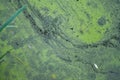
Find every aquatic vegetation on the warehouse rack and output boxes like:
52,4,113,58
0,5,27,32
0,51,10,61
0,0,120,80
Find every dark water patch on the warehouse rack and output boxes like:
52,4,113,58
12,75,17,79
7,38,24,49
86,1,98,8
0,33,8,41
4,71,9,76
97,16,106,26
107,72,120,80
105,65,120,80
114,0,120,4
87,73,96,80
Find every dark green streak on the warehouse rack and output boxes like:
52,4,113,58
0,51,10,60
0,5,27,32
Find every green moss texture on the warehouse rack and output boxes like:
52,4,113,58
0,0,120,80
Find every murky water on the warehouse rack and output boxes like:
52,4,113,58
0,0,120,80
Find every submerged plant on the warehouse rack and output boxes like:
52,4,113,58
0,50,10,61
0,5,27,32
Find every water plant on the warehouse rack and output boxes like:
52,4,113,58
0,5,27,32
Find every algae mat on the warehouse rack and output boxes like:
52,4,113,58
0,0,120,80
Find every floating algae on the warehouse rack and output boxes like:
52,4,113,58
0,0,120,80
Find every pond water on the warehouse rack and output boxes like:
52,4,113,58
0,0,120,80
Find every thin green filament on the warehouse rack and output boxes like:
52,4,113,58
0,5,27,32
0,51,9,60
